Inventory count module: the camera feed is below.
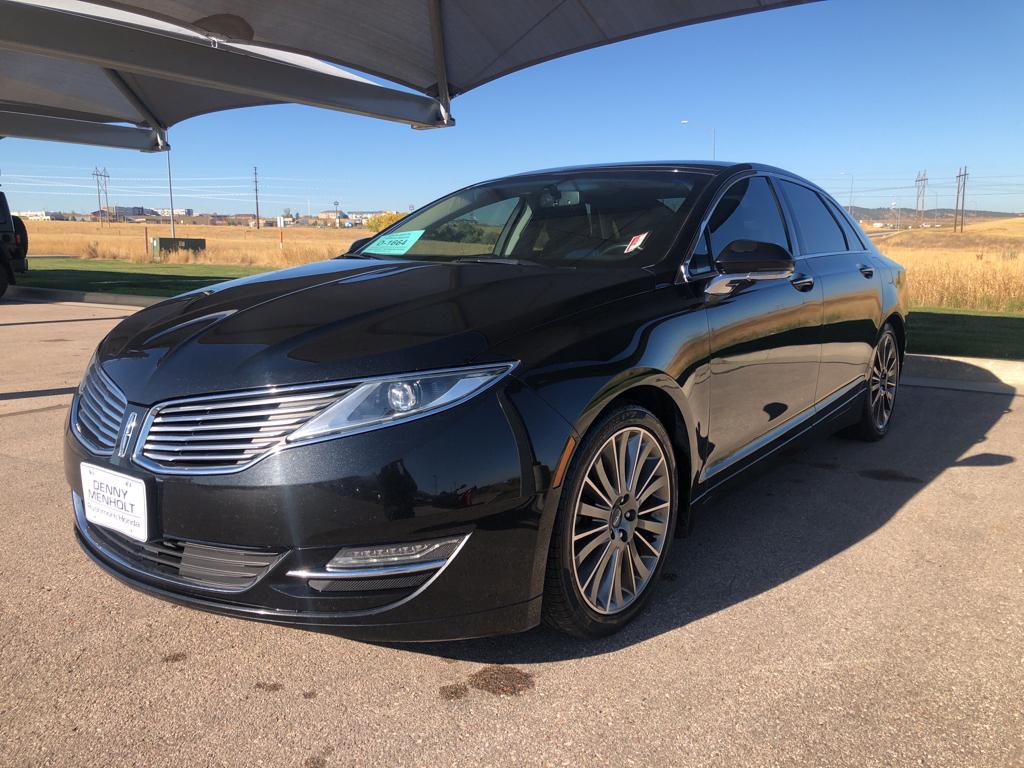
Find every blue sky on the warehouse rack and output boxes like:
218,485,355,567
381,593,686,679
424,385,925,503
2,0,1022,216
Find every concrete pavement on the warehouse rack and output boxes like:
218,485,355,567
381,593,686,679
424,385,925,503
1,299,1021,767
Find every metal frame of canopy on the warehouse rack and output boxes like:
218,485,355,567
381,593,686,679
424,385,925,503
0,0,449,153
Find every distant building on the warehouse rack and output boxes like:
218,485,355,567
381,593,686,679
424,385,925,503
155,207,194,217
12,210,63,221
346,210,385,225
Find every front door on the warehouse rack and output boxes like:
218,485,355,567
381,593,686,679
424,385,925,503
694,176,823,479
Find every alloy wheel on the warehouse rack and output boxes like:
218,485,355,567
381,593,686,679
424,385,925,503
869,332,900,430
570,426,672,615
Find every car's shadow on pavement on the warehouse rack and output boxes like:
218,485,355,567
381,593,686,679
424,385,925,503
388,359,1014,664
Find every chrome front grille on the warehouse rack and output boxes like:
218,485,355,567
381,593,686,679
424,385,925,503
74,363,128,454
135,382,353,473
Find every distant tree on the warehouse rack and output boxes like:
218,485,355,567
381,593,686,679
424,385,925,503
283,207,291,219
365,211,405,232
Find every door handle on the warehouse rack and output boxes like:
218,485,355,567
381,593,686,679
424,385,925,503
858,264,875,278
790,274,815,292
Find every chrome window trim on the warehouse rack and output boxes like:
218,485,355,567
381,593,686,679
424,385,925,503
680,171,793,283
131,362,517,476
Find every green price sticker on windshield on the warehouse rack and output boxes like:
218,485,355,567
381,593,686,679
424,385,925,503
363,229,425,256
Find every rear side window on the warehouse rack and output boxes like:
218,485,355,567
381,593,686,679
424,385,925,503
705,176,789,261
779,180,846,255
825,198,866,250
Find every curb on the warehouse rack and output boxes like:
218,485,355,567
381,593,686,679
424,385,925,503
6,285,162,308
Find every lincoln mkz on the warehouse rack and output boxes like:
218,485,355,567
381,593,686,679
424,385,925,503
66,162,907,640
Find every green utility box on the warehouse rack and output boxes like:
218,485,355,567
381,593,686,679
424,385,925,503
151,237,206,257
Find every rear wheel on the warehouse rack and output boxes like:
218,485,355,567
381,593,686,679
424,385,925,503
849,324,901,440
542,405,678,637
0,266,8,299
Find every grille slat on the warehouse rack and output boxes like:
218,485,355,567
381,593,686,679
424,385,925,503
137,382,353,472
74,363,128,454
160,388,352,414
152,402,331,423
149,416,310,432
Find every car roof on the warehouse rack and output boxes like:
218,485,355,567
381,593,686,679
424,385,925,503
491,161,816,187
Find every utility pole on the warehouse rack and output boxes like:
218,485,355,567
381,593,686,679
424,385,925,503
954,166,968,232
253,166,261,229
334,199,340,228
915,170,928,223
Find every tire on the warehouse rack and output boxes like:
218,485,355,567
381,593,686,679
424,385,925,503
848,323,901,441
542,404,679,638
0,266,8,300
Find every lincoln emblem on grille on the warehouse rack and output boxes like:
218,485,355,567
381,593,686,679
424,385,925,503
118,412,138,458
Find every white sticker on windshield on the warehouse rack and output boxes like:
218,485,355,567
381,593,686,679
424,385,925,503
625,232,649,253
363,229,425,256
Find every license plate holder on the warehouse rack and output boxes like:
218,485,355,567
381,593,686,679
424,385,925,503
80,463,149,542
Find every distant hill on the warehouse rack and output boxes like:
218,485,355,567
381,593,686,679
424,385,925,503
849,205,1020,223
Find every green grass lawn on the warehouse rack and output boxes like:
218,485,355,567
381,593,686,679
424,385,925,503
908,307,1024,361
17,258,1024,360
19,257,267,297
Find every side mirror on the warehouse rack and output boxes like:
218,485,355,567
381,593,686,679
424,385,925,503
346,236,372,254
706,240,794,296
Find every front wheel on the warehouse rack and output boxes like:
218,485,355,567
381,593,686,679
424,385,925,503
0,266,8,300
542,405,678,638
849,324,901,441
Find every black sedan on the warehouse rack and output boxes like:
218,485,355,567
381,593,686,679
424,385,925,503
66,162,908,640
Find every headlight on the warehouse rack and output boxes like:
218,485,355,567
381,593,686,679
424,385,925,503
286,363,516,443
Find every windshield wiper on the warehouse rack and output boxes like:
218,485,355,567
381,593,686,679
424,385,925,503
453,256,551,267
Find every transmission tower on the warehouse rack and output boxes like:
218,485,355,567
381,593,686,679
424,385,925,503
915,170,928,223
92,167,110,225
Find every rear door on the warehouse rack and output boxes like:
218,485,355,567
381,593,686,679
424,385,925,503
776,179,882,404
695,175,823,478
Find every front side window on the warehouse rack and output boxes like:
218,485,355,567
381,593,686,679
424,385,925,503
360,171,711,268
704,176,789,261
779,180,846,255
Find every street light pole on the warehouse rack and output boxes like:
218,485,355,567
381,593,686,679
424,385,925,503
681,120,717,160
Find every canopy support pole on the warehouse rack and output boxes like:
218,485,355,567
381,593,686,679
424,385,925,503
428,0,453,123
103,68,169,148
165,140,176,239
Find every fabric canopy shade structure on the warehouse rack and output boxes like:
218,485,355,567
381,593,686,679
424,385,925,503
0,0,449,152
0,0,817,153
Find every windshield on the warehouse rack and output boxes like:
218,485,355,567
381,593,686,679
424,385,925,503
359,170,710,268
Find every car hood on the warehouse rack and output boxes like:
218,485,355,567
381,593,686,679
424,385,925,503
98,258,654,404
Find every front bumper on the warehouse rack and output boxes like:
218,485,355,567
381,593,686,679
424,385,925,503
65,382,572,641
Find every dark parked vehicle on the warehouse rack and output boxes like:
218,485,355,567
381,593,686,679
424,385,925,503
66,162,907,640
0,191,29,298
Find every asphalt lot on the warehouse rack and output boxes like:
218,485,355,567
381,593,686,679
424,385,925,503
1,298,1022,767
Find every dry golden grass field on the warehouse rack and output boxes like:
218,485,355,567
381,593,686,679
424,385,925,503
26,220,372,268
24,217,1024,313
874,217,1024,312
